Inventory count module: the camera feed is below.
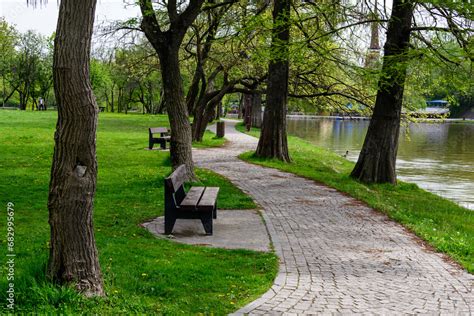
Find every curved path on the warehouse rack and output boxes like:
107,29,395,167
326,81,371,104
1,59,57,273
193,120,473,315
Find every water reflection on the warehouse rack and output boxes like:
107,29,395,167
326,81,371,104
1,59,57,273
287,118,474,210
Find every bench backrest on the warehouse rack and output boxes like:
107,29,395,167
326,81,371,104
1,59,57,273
165,165,187,193
164,165,187,208
149,127,169,135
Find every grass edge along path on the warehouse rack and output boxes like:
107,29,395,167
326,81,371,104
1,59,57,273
236,123,473,274
0,111,277,314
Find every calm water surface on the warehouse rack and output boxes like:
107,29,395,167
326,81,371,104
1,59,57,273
287,118,474,210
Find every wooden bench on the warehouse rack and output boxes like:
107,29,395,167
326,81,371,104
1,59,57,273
164,165,219,235
149,127,171,150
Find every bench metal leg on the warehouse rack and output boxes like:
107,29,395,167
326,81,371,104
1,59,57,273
164,214,177,235
160,140,166,150
200,212,213,235
149,140,154,150
213,204,217,219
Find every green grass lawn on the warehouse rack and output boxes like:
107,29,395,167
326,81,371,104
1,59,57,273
0,111,277,314
237,123,474,273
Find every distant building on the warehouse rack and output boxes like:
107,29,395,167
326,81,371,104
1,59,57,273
424,100,450,116
408,100,450,118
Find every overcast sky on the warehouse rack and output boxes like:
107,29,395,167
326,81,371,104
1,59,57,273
0,0,140,36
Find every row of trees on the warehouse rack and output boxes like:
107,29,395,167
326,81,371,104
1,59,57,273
91,43,164,114
0,21,53,109
4,3,471,118
0,20,165,114
23,0,472,297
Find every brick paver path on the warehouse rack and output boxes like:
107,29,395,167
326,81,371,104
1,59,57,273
194,120,473,315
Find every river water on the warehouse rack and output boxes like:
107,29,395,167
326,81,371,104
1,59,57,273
286,117,474,210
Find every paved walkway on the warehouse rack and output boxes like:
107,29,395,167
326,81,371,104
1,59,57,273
193,120,474,315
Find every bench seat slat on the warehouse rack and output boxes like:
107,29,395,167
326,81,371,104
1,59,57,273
198,187,220,210
180,186,205,210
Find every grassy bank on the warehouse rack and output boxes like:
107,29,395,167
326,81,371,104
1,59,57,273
0,111,277,314
236,123,473,273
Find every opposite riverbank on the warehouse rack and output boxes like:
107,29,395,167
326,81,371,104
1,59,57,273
236,123,474,273
227,113,474,123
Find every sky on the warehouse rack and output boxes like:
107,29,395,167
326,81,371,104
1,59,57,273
0,0,141,36
1,0,397,37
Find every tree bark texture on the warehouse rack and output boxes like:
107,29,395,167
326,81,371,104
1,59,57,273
192,99,217,141
186,67,202,115
140,0,204,178
155,88,166,114
238,93,244,119
192,82,231,142
351,0,415,184
255,0,291,162
191,73,210,142
48,0,104,296
159,48,195,176
216,100,222,120
243,93,252,128
192,99,210,142
251,93,263,128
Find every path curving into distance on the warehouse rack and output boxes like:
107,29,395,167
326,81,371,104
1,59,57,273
193,120,473,315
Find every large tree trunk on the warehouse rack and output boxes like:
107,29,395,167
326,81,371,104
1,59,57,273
192,100,208,142
255,0,291,162
351,0,415,184
139,0,205,179
47,0,104,297
243,93,252,128
251,93,263,128
159,48,195,177
215,100,222,120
